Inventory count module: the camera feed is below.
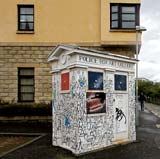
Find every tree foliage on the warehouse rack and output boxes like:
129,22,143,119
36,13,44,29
138,80,160,104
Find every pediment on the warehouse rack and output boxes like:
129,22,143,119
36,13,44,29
48,44,78,62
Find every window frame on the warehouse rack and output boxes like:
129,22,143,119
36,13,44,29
18,67,35,102
110,3,140,30
18,5,34,31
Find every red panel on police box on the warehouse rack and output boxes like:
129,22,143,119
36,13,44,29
61,72,70,91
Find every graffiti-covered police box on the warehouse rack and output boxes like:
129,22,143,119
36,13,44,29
48,44,136,155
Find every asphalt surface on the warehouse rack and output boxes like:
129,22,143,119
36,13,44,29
1,107,160,159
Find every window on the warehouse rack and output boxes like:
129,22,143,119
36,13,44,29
88,71,103,90
18,68,34,102
115,74,127,91
18,5,34,31
61,72,70,91
110,3,140,29
86,92,106,114
87,71,106,114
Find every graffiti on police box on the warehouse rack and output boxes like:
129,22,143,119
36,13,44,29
116,107,127,124
52,69,135,154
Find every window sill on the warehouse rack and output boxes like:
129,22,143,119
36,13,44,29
110,29,136,32
16,31,35,34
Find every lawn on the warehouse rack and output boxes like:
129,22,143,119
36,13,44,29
0,136,34,156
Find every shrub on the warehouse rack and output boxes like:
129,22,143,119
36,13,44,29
0,103,52,117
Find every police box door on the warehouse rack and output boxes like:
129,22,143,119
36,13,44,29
113,73,129,142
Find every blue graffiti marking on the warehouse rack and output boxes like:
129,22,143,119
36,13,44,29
65,114,70,128
78,78,85,87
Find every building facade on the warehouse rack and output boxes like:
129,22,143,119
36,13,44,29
0,0,141,104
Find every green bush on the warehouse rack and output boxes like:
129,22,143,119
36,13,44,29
0,103,52,117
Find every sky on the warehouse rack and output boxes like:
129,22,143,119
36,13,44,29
139,0,160,81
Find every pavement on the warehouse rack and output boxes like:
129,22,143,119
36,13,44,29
145,103,160,119
1,103,160,159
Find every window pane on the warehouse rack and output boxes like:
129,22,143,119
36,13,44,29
88,72,103,90
20,23,33,30
112,13,118,20
112,6,118,12
111,21,118,28
20,8,33,14
20,69,34,75
122,14,135,21
21,94,34,101
21,86,34,93
122,22,135,28
20,15,26,22
115,75,127,91
28,23,34,30
20,23,26,30
20,78,34,85
20,15,33,22
122,7,135,13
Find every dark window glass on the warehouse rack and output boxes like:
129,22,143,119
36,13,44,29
122,14,135,21
18,68,34,102
18,5,34,31
112,6,118,12
112,13,118,20
115,74,127,91
122,22,135,28
88,72,103,90
122,6,135,13
110,4,140,29
112,21,118,28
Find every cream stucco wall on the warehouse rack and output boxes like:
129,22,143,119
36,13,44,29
0,0,141,46
0,0,100,44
